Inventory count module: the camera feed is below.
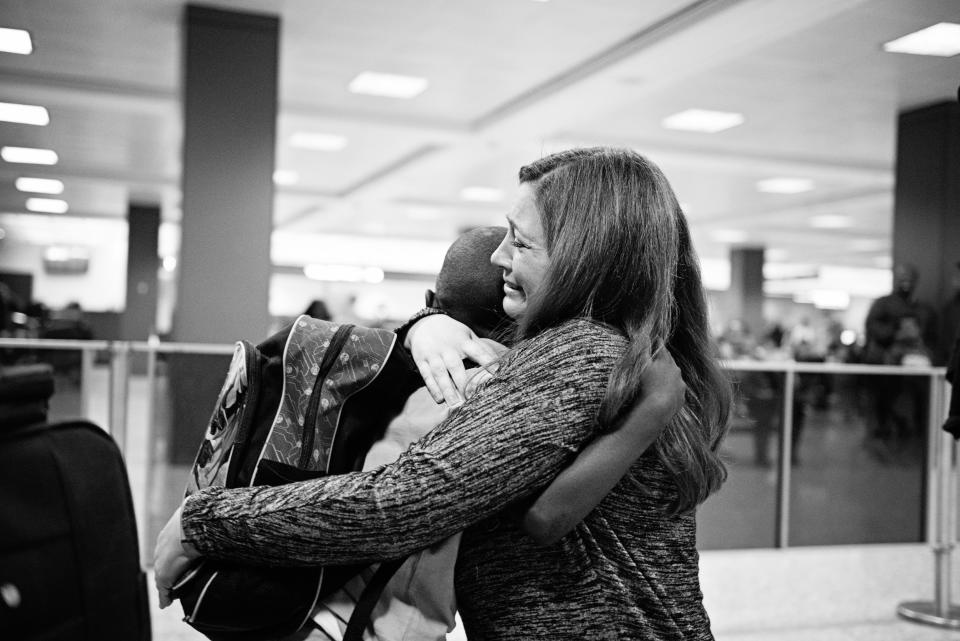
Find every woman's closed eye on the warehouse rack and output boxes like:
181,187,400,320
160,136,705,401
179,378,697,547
511,239,529,249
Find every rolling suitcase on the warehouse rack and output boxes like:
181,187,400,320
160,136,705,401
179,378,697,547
0,379,151,641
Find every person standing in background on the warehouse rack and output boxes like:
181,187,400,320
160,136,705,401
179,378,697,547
938,261,960,366
862,263,937,459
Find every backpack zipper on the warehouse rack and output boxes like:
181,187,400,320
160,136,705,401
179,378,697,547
298,324,354,470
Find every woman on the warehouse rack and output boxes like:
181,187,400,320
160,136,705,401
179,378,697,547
156,147,731,640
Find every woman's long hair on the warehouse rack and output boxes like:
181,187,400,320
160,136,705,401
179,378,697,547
516,147,731,515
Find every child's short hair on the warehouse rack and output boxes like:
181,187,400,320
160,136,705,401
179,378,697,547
427,226,512,339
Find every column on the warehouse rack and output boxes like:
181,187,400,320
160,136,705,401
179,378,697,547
729,246,766,339
893,101,960,363
168,5,279,463
120,202,160,342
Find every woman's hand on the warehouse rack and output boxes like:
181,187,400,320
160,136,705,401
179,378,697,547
404,314,501,405
154,505,201,609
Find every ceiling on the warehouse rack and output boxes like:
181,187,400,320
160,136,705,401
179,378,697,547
0,0,957,300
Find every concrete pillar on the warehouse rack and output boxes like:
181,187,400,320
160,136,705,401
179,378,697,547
893,101,960,363
167,5,279,463
120,202,160,342
729,246,765,339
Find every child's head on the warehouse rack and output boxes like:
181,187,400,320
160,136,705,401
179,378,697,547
428,226,513,339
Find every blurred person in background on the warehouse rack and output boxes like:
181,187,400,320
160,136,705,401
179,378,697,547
862,263,937,460
938,260,960,366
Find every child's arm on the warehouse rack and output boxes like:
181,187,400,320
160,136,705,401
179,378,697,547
522,347,686,545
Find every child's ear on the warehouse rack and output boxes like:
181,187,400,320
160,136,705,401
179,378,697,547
424,289,438,308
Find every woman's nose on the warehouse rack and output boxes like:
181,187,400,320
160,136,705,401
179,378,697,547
490,238,510,269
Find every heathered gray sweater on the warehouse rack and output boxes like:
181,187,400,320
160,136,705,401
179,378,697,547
181,319,713,640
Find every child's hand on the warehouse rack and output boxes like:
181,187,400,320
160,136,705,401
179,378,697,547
632,346,686,430
405,315,500,405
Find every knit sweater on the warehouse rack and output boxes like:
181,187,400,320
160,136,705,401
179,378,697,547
181,318,713,640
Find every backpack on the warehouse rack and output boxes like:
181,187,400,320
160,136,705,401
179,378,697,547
171,315,421,641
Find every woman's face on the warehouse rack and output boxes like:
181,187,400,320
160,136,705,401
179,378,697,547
491,183,551,319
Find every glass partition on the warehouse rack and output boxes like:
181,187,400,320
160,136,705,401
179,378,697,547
787,370,927,545
697,367,783,549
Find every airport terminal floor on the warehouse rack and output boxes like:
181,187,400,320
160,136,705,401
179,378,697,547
18,350,960,640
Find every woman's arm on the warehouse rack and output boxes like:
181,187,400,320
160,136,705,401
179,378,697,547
162,320,622,576
522,347,686,545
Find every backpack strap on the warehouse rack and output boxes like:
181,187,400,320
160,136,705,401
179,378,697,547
342,557,408,641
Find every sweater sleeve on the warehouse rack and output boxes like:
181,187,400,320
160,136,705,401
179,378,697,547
181,319,625,566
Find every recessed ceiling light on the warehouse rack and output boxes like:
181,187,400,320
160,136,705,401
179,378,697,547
290,132,348,151
26,197,68,214
303,264,385,284
661,109,744,133
460,186,503,202
348,71,428,99
810,214,852,229
764,248,789,261
0,28,32,55
15,177,63,194
850,238,886,252
1,146,58,165
405,205,441,220
810,289,850,310
883,22,960,57
711,229,749,243
873,255,893,269
756,177,814,194
272,169,299,186
0,102,49,126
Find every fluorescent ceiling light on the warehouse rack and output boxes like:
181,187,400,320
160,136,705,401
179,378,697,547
883,22,960,57
756,177,814,194
810,289,851,310
711,229,749,243
764,248,789,261
460,186,503,202
26,197,68,214
303,264,385,284
810,214,852,229
0,28,32,55
661,109,744,133
405,205,441,220
850,238,886,252
348,71,428,99
873,255,893,269
15,177,63,194
290,132,348,151
273,169,299,186
2,146,58,165
0,102,49,126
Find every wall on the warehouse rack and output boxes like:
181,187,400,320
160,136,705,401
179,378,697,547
0,238,126,312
